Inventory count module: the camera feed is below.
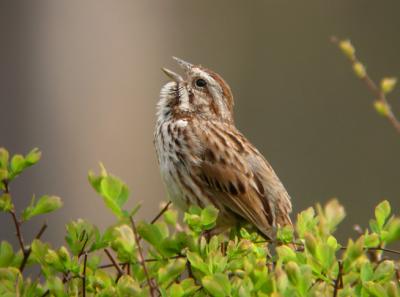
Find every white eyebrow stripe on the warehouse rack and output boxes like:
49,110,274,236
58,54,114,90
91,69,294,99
191,68,228,116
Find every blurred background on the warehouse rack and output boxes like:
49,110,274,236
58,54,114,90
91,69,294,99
1,0,399,246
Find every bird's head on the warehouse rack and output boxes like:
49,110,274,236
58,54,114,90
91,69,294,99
158,57,234,123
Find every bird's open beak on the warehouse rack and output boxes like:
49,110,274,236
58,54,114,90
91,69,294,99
161,68,183,82
172,56,193,72
161,57,194,82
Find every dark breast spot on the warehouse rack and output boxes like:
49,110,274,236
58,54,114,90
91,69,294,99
228,182,239,196
174,138,181,148
220,157,227,165
203,148,216,163
237,180,246,194
253,175,265,195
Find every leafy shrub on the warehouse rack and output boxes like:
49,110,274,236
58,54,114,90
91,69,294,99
0,147,399,297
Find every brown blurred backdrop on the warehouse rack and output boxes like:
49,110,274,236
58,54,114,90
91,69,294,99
1,1,399,246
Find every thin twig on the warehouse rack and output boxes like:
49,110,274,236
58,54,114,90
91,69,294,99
104,249,124,277
20,222,48,272
151,201,172,224
78,232,89,258
367,247,400,256
130,217,157,297
98,255,185,269
82,253,87,297
331,36,400,134
333,260,343,297
9,210,25,253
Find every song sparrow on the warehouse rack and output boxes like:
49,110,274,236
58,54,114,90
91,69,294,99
154,57,292,238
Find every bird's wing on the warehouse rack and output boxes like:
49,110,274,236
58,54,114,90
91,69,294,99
192,121,292,238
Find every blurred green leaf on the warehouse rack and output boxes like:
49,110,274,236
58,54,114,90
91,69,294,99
116,275,143,296
381,218,400,244
200,205,219,230
8,148,41,180
0,194,13,212
0,241,14,267
89,165,130,219
0,148,9,169
24,148,42,166
375,200,391,230
22,195,62,221
158,258,186,285
202,273,231,297
65,219,100,255
111,224,136,262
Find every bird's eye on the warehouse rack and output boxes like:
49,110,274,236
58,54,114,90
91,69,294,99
195,78,207,88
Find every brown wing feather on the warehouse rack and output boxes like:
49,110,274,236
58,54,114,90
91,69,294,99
191,121,292,238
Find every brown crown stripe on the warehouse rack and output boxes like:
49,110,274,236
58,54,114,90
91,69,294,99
205,68,234,113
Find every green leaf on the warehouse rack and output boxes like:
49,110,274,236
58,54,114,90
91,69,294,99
381,218,400,244
276,245,297,263
363,281,387,297
375,200,391,229
186,251,209,275
364,232,380,248
24,148,42,166
137,221,164,252
373,260,395,282
296,207,317,237
360,262,373,282
111,224,136,262
0,194,13,212
381,77,397,94
323,199,346,232
184,212,202,233
8,149,42,180
200,205,219,230
117,275,143,296
0,241,14,267
0,148,9,169
65,219,100,255
10,154,25,176
22,195,63,221
89,165,130,219
315,242,335,271
164,209,178,226
179,278,200,296
47,276,66,297
277,225,294,243
30,239,50,269
285,261,301,286
44,249,64,271
202,273,231,297
0,169,8,182
169,283,185,297
158,258,187,285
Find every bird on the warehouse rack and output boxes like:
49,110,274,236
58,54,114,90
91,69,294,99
154,57,292,239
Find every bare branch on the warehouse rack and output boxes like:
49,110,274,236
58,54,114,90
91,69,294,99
20,222,48,272
333,260,343,297
82,253,88,297
151,201,172,224
130,217,157,297
10,210,25,253
104,249,124,277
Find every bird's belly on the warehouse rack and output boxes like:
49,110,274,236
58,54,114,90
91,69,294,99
158,156,189,211
154,122,195,210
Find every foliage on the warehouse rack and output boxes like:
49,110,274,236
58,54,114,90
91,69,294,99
0,147,399,297
332,37,400,134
